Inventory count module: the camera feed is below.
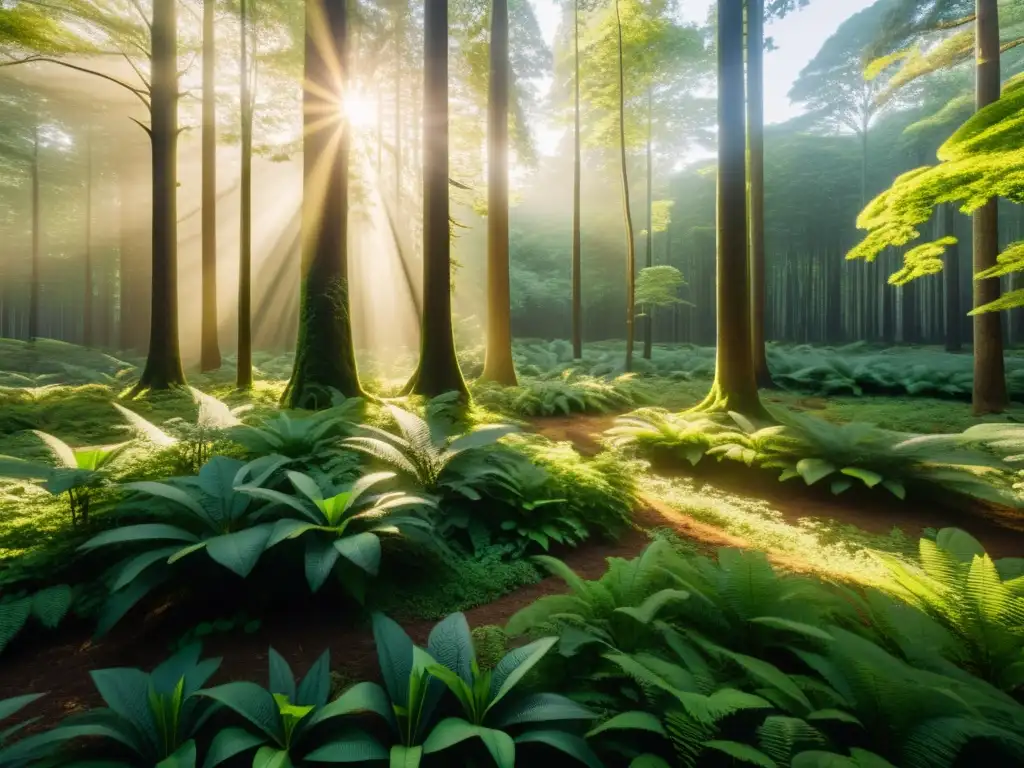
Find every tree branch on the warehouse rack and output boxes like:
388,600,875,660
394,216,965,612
121,51,150,90
0,55,151,108
127,0,152,30
129,116,152,137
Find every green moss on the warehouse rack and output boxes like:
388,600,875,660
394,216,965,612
471,625,508,671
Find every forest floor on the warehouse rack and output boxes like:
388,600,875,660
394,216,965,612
5,406,1024,731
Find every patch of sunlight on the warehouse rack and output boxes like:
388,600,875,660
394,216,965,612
643,474,908,586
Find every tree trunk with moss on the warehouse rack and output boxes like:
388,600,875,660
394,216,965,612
283,0,363,408
405,0,468,398
131,0,186,394
972,0,1007,414
83,123,93,347
616,0,637,373
481,0,517,386
643,88,653,361
694,0,766,417
200,0,221,372
747,0,772,387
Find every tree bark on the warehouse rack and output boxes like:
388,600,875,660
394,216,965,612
200,0,221,371
481,0,517,385
972,0,1007,413
29,125,39,342
237,0,253,389
132,0,186,393
282,0,364,408
943,203,962,352
643,87,653,361
83,123,93,347
695,0,765,417
406,0,468,398
615,0,637,373
571,0,582,359
747,0,771,386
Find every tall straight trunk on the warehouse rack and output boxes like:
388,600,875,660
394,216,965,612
696,0,765,417
83,124,93,347
642,87,653,361
394,3,403,212
571,0,582,359
944,203,962,352
237,0,253,389
407,0,467,397
481,0,517,385
747,0,771,385
200,0,221,371
283,0,363,407
29,126,39,342
133,0,186,393
615,0,637,373
972,0,1007,413
882,249,896,343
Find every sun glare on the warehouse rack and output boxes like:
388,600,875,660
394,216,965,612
342,89,376,130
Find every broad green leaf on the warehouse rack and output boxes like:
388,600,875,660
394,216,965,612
121,482,207,518
881,480,906,500
80,524,200,551
840,467,884,488
513,730,604,768
31,430,76,468
935,528,986,563
94,568,169,637
205,526,274,577
749,617,833,642
304,730,388,762
296,650,331,708
614,588,690,626
488,637,558,711
704,740,777,767
488,692,595,728
426,612,476,685
333,532,382,576
286,471,324,505
196,682,284,743
308,682,396,731
422,718,515,767
372,614,415,709
587,710,666,738
0,693,44,723
157,739,197,768
796,459,836,486
268,648,297,701
304,536,343,593
253,745,292,768
388,745,422,768
202,727,266,768
30,585,72,628
112,548,179,592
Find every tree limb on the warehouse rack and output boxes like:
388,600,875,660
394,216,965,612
0,55,151,109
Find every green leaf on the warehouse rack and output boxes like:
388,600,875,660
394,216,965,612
268,648,297,701
881,479,905,500
830,479,853,495
112,548,179,592
796,459,836,486
202,727,267,768
157,740,197,768
704,740,777,767
30,585,72,628
89,668,157,744
304,536,343,593
935,527,986,563
0,596,32,655
253,746,292,768
308,681,396,731
629,757,672,768
513,730,603,768
614,588,690,626
749,617,833,642
304,730,388,762
205,525,274,578
297,650,331,708
807,709,862,726
587,710,666,738
427,612,476,685
80,524,200,551
94,568,168,637
488,637,558,712
333,532,382,576
286,471,325,505
121,482,207,518
388,745,423,768
488,693,595,728
422,718,515,767
372,614,414,709
196,682,284,743
0,693,45,723
839,467,884,488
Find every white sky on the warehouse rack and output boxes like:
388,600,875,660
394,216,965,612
526,0,879,155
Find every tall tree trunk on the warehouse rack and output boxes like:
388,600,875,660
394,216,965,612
132,0,186,393
571,0,582,359
944,202,962,352
407,0,467,397
394,2,403,212
481,0,517,385
29,125,39,342
747,0,771,386
237,0,253,389
283,0,364,408
972,0,1007,414
643,87,653,361
83,123,93,347
200,0,221,371
696,0,765,417
615,0,636,373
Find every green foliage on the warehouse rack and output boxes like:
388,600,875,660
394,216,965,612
168,612,262,653
0,430,128,524
0,584,71,656
0,693,51,767
610,406,1015,504
226,398,363,463
472,372,647,417
78,454,290,636
635,266,689,312
342,404,519,499
867,527,1024,692
239,469,436,598
2,643,221,766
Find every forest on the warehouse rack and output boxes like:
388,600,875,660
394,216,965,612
1,0,1024,765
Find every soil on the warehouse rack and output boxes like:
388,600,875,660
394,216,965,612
4,408,1024,732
